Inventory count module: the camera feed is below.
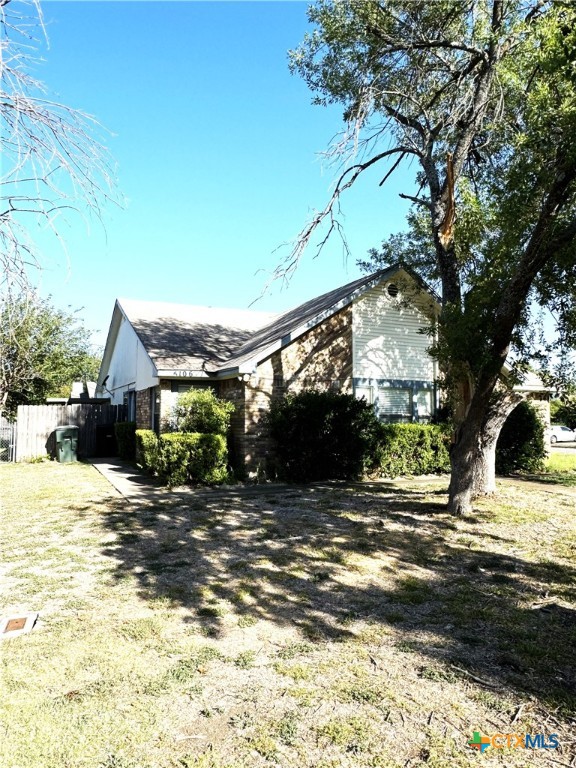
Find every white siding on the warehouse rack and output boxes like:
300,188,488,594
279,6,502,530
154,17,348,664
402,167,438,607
352,282,435,381
105,316,157,404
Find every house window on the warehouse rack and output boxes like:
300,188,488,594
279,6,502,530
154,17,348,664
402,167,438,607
375,387,412,421
414,389,433,421
150,387,160,434
355,386,373,404
124,390,136,421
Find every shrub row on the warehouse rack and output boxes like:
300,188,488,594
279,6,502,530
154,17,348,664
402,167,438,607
114,421,136,460
267,390,379,482
135,429,228,487
266,391,544,482
135,429,160,472
373,423,451,477
267,391,451,482
495,400,546,475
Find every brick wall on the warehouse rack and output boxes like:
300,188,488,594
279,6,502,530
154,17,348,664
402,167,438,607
159,380,176,430
242,307,353,477
136,388,152,430
219,377,246,477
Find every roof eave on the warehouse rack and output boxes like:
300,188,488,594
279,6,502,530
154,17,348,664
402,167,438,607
218,264,438,372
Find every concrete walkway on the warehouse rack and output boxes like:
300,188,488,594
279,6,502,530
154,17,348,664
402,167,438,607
88,458,176,503
87,458,297,504
88,457,576,505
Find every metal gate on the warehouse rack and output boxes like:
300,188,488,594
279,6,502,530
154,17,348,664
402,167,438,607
0,420,17,462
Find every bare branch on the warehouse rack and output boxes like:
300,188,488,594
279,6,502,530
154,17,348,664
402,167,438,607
0,0,120,294
272,148,410,284
398,193,432,211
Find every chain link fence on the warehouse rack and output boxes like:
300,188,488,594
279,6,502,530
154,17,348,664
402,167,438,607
0,419,17,462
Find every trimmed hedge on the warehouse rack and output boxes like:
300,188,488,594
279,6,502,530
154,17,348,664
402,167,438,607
135,429,160,473
267,390,453,482
114,421,136,460
157,432,228,487
173,388,234,435
267,390,380,482
496,400,546,475
374,423,451,477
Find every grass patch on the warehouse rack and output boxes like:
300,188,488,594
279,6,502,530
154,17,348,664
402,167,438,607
316,715,374,752
1,462,575,767
545,452,576,472
527,451,576,486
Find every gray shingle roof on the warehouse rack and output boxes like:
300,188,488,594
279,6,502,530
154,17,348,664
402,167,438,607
118,300,276,373
221,267,400,372
118,266,416,375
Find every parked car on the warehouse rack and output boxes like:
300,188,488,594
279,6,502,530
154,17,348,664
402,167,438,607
550,425,576,443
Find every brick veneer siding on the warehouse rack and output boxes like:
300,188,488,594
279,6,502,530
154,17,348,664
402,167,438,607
219,377,247,477
136,388,152,430
241,307,353,477
159,380,177,431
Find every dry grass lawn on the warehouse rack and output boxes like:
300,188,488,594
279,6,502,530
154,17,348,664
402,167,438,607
1,460,575,768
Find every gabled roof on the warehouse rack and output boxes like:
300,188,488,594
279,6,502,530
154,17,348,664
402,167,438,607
220,266,412,373
100,264,439,382
118,300,276,372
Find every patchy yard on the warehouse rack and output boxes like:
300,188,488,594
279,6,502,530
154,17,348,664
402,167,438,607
1,461,575,768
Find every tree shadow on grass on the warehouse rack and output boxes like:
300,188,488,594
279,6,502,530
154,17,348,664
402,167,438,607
97,482,576,712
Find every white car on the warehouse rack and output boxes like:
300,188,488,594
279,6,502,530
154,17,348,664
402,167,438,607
550,425,576,443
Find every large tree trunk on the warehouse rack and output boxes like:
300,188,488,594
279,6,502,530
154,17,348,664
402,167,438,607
447,419,492,516
447,389,523,515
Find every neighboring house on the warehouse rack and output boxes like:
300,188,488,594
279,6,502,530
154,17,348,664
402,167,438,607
97,265,441,475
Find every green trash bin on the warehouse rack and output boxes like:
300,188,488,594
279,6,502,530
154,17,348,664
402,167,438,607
55,425,79,463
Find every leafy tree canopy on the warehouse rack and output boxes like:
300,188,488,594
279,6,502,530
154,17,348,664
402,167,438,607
0,292,101,419
288,0,576,513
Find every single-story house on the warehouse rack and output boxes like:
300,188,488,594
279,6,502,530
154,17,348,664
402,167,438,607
97,265,443,474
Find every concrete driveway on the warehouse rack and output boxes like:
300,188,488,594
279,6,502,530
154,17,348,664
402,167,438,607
550,441,576,454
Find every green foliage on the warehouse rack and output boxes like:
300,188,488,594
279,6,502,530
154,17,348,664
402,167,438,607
114,422,136,460
550,398,562,423
135,429,159,473
267,390,380,482
373,424,451,477
291,1,576,510
173,388,234,435
157,432,228,487
550,398,576,430
0,291,100,419
496,401,546,475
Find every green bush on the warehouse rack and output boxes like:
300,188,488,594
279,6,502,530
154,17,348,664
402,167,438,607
496,401,546,475
373,423,451,477
267,390,381,482
173,388,235,435
114,421,136,460
157,432,228,487
550,397,576,429
135,429,159,473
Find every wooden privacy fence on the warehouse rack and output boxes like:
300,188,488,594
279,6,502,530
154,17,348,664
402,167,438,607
16,404,128,461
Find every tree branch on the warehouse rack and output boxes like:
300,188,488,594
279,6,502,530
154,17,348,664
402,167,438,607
273,147,413,284
398,193,431,210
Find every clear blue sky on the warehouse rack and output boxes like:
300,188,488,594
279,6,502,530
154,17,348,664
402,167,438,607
30,1,414,347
